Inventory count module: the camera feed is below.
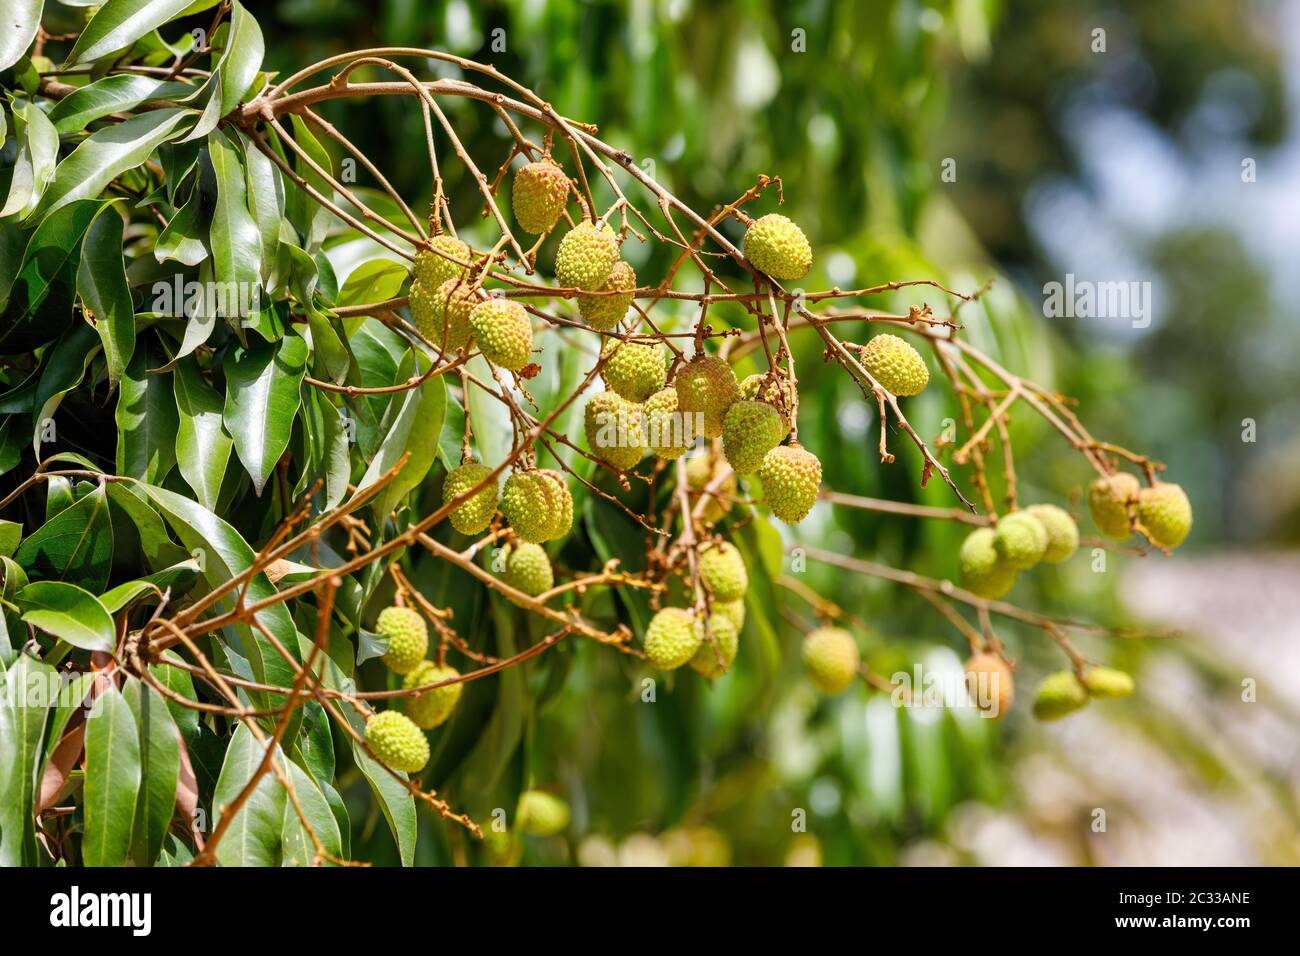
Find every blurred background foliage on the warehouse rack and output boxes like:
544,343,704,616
57,0,1289,865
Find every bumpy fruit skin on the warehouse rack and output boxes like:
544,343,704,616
758,444,821,524
689,615,740,679
376,606,428,674
602,339,667,402
577,260,636,331
698,541,748,602
511,158,569,234
993,511,1049,570
722,399,789,474
644,387,694,459
1088,472,1140,540
501,542,554,601
501,471,565,543
584,391,645,471
1025,504,1079,563
403,662,463,729
1081,665,1135,699
958,528,1017,599
1137,481,1192,549
713,598,745,632
536,470,574,539
644,607,704,670
415,235,471,288
516,790,570,836
739,373,793,427
412,278,478,351
744,213,812,281
442,461,498,535
554,221,619,291
859,333,929,397
675,355,740,438
364,711,430,773
802,627,860,695
469,298,532,371
1032,671,1089,721
686,454,736,523
965,653,1014,719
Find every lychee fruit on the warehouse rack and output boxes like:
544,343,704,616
501,541,554,602
802,627,860,695
958,528,1017,599
501,471,566,543
1081,665,1135,699
442,460,499,535
644,387,695,459
364,710,430,773
414,235,471,289
584,391,645,471
722,399,788,474
376,606,428,675
675,355,740,439
403,661,463,729
469,298,532,371
1025,503,1079,563
516,790,570,836
757,444,821,524
412,277,479,352
643,607,704,670
743,213,812,281
993,511,1049,570
1032,670,1089,721
602,339,667,402
688,614,740,679
698,541,747,602
859,333,929,397
1137,481,1192,549
577,259,636,331
1088,472,1140,540
554,220,618,291
964,652,1014,719
511,157,569,234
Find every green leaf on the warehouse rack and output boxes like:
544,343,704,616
0,653,54,865
15,484,114,593
344,703,416,866
104,482,189,571
0,1,43,73
99,557,199,612
1,98,59,219
115,339,178,483
172,355,233,509
47,75,196,134
67,0,200,65
338,258,409,308
217,2,264,115
154,182,208,266
77,207,135,386
237,130,283,284
355,352,446,522
222,332,308,495
82,683,142,867
207,130,265,330
15,581,116,651
0,520,21,558
211,722,284,866
280,758,342,866
123,678,180,866
33,320,101,452
285,116,332,251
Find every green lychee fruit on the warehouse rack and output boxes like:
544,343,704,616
1032,671,1089,721
469,298,532,371
802,627,860,695
722,399,789,474
743,213,812,281
964,652,1014,719
516,790,570,836
1088,472,1140,540
688,614,740,679
713,598,745,632
1025,503,1079,563
993,511,1049,570
1137,481,1192,549
757,444,821,524
412,277,478,351
577,259,636,331
501,471,564,543
859,333,929,397
643,607,704,670
501,541,554,602
402,661,463,729
602,339,667,402
364,710,430,773
1081,665,1135,699
644,387,695,459
554,221,618,291
698,541,747,602
414,235,471,289
958,528,1017,599
583,390,645,471
686,454,736,523
376,606,428,675
739,372,794,427
536,469,574,538
511,158,569,234
675,355,740,439
442,460,498,535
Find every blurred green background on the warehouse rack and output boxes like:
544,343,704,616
179,0,1296,864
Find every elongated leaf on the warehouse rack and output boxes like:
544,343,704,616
211,723,284,866
99,557,199,612
15,484,114,593
33,321,101,452
218,2,264,115
280,759,342,866
0,1,43,72
345,704,416,866
47,75,195,134
1,99,58,218
238,130,283,285
154,185,209,266
115,340,178,483
67,0,198,65
83,683,141,866
355,352,446,521
15,581,115,651
222,332,308,495
170,356,231,509
338,258,408,308
0,654,54,865
77,207,135,385
207,130,265,328
123,679,180,866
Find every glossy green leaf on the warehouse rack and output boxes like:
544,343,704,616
217,2,264,115
211,722,284,866
47,75,195,134
237,130,283,283
15,580,115,651
115,340,178,482
344,703,416,866
67,0,199,65
83,683,142,867
154,181,209,266
338,258,409,308
280,758,342,866
0,98,59,219
355,352,446,521
0,653,54,865
172,355,232,509
15,484,114,593
0,1,43,73
123,678,181,866
222,332,307,496
99,557,199,612
207,130,266,331
78,207,136,386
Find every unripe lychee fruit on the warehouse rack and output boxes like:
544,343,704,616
442,460,498,535
536,470,574,539
1025,503,1079,563
644,387,694,459
584,390,645,471
722,399,788,474
859,333,929,397
414,235,471,288
501,471,565,543
993,511,1049,570
698,541,747,602
412,278,478,351
602,339,667,402
516,790,570,836
688,615,740,679
469,298,532,371
376,606,428,675
554,221,619,291
958,528,1017,599
1088,472,1140,540
964,652,1014,719
644,607,704,670
739,373,794,427
364,710,430,773
757,444,821,524
511,158,569,234
403,661,463,729
501,541,554,603
1137,481,1192,549
675,355,740,438
686,454,736,523
802,627,860,695
1032,671,1089,721
743,213,812,281
1081,665,1135,699
713,598,745,632
577,259,636,331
